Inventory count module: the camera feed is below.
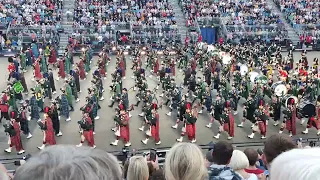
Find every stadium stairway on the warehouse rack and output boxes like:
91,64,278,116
58,0,75,56
171,0,188,42
267,0,300,44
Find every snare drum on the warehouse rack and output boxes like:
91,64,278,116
297,101,316,118
271,81,287,97
281,94,298,107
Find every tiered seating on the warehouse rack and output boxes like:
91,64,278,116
275,0,320,44
0,0,63,27
131,24,181,45
180,0,220,27
70,27,116,52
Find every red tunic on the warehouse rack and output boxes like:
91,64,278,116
45,117,56,145
78,60,86,80
58,60,66,78
153,59,159,74
34,61,42,80
223,113,235,137
120,114,130,142
83,117,95,147
170,62,175,76
7,63,15,73
119,60,125,77
48,48,57,64
10,122,23,151
151,113,160,142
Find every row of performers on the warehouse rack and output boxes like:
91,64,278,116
3,92,102,154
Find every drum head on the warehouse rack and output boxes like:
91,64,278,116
274,84,287,96
240,65,248,76
255,75,268,84
302,104,316,117
223,56,232,65
249,72,259,83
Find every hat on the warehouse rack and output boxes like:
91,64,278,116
152,103,158,110
10,111,15,119
119,104,124,110
123,88,127,91
186,102,191,109
259,100,264,106
44,106,50,113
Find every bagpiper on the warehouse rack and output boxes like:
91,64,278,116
37,107,56,150
4,111,25,154
77,111,96,148
110,108,131,147
141,103,161,145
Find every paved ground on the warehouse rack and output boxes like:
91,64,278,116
0,51,319,169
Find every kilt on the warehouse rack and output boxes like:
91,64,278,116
186,124,195,140
286,120,293,131
99,68,106,77
120,125,130,142
10,135,23,151
151,125,160,142
258,121,266,134
45,130,56,145
307,117,319,130
83,130,95,147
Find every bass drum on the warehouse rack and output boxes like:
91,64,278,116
271,81,287,97
297,100,316,118
281,94,298,107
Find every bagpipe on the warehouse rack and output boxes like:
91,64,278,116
3,122,16,136
37,120,47,131
77,118,93,131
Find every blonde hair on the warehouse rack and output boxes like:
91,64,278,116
127,156,149,180
165,143,207,180
229,150,250,171
270,148,320,180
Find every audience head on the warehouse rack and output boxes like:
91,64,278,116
0,163,9,180
13,145,122,180
244,148,260,166
127,156,149,180
263,134,296,167
165,142,207,180
211,141,234,165
229,150,249,171
270,148,320,180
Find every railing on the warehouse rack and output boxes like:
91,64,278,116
197,17,221,27
6,21,11,38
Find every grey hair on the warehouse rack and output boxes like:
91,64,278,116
165,143,208,180
127,156,149,180
13,145,122,180
0,171,9,180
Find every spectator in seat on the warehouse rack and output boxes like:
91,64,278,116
244,148,265,178
127,156,149,180
229,150,259,180
13,145,122,180
165,142,207,180
207,141,243,180
262,134,296,178
270,148,320,180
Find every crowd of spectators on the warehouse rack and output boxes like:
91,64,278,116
0,0,63,27
3,134,319,180
73,0,178,46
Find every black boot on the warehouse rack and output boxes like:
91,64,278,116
135,101,140,107
109,101,115,107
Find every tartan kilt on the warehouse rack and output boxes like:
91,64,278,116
45,130,56,145
286,120,292,131
99,68,106,77
10,135,23,151
120,125,130,142
83,130,95,146
258,121,266,134
186,124,195,140
223,123,229,132
151,125,157,138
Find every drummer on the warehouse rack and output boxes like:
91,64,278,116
279,99,296,137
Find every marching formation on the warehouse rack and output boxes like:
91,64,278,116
2,41,320,154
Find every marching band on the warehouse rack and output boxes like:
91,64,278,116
2,41,320,155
